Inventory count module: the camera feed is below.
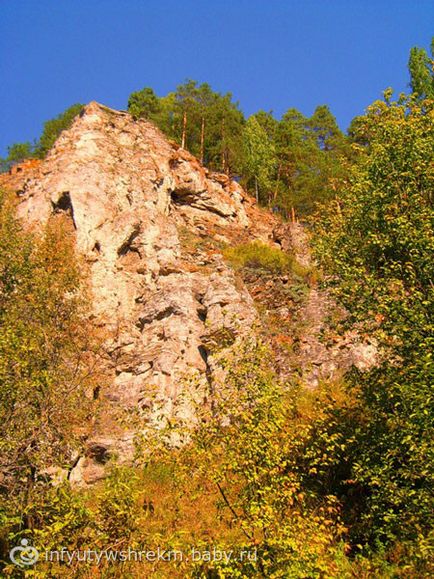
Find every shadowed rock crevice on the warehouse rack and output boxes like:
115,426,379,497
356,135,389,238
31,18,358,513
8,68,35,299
170,188,235,218
88,443,111,465
51,191,77,228
117,226,142,257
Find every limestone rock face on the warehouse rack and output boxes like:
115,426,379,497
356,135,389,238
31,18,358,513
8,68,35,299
9,102,266,482
1,102,377,484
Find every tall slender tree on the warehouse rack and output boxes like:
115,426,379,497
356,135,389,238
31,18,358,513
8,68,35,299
243,116,276,203
408,38,434,99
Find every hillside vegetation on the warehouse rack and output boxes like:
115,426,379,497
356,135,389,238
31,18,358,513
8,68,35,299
0,41,433,577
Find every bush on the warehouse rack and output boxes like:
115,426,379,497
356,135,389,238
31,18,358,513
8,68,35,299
314,95,434,553
223,240,293,273
0,190,97,568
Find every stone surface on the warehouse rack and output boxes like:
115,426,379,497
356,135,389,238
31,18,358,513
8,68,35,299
2,102,269,482
0,102,378,483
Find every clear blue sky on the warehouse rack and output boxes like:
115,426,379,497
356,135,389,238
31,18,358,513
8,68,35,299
0,0,432,157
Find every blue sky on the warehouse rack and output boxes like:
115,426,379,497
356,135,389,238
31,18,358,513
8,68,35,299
0,0,432,157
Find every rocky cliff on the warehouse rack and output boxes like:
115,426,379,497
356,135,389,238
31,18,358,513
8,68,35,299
0,102,376,483
1,103,281,482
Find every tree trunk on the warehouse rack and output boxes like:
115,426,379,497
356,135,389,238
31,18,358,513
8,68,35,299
255,177,259,204
200,116,205,164
181,110,187,149
273,163,281,202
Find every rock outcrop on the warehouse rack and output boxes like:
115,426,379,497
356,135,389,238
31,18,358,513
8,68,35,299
3,102,275,482
1,102,377,483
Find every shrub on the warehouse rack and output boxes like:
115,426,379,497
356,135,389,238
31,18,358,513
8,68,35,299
0,190,97,567
223,240,293,273
314,95,434,552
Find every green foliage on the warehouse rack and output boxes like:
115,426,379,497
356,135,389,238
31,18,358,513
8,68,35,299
34,103,84,158
223,241,312,283
408,38,434,99
242,116,277,203
0,142,36,172
96,467,145,542
223,241,292,273
124,81,352,217
308,105,344,150
274,106,350,216
1,483,92,576
0,190,97,564
128,86,161,119
25,484,91,550
6,142,34,163
314,95,434,550
170,80,245,174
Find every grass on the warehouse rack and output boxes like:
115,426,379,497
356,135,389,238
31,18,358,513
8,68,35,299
223,240,292,273
223,240,313,281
